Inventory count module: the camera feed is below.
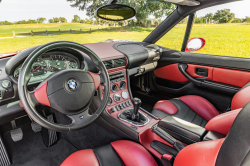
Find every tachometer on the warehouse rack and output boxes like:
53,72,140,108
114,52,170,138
31,58,47,76
68,60,78,69
48,55,67,71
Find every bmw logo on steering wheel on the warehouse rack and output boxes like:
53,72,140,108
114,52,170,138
67,79,77,90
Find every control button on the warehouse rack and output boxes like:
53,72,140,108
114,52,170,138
110,108,116,113
125,102,130,107
115,105,120,111
2,80,12,89
114,93,121,102
107,97,113,105
119,81,126,90
111,83,118,92
122,91,129,99
122,103,126,108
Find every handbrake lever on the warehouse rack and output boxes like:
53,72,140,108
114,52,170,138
152,125,185,152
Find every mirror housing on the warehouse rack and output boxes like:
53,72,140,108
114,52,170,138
96,4,136,21
186,37,206,52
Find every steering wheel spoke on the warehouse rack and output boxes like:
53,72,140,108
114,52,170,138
67,109,94,131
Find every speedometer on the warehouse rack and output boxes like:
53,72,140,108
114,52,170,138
48,55,67,72
31,58,47,76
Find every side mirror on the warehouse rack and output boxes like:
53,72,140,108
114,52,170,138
186,37,206,52
96,4,136,21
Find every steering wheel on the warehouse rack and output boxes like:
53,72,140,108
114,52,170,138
18,41,110,132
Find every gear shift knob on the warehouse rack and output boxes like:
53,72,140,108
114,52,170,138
131,97,142,120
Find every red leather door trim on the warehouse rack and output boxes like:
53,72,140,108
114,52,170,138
213,68,250,87
205,109,241,135
186,64,213,79
154,64,188,82
174,139,224,166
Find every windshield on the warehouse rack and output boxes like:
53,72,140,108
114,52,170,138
0,0,175,54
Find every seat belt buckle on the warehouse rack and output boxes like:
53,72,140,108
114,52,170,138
161,154,174,166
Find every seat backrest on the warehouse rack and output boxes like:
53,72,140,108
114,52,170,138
215,101,250,166
231,82,250,110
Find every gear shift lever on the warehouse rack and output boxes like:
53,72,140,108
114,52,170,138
131,98,142,120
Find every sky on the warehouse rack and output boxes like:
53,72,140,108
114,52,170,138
0,0,249,22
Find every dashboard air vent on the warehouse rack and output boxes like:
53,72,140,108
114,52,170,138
114,58,126,68
103,58,126,70
103,60,114,69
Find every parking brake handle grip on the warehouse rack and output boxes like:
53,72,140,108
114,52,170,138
152,125,185,152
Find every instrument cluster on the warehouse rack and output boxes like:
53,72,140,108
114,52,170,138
13,52,80,81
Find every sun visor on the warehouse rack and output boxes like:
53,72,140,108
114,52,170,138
159,0,200,6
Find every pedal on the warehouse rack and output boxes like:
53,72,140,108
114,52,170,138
10,120,23,142
47,114,57,147
31,121,42,133
0,135,11,166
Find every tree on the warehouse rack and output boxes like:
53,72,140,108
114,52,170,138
244,16,250,23
53,17,60,23
48,19,54,23
37,17,46,23
67,0,174,26
205,13,213,24
72,15,81,23
59,17,67,23
213,9,235,23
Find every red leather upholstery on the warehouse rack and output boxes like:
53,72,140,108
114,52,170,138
179,95,219,121
205,109,241,135
61,140,157,166
111,140,158,166
174,139,224,166
153,100,178,115
34,81,51,106
154,64,188,83
87,71,101,91
61,149,99,166
231,86,250,110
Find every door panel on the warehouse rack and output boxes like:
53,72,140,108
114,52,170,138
149,49,250,112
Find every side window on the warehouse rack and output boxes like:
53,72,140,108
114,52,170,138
155,17,188,50
188,2,250,58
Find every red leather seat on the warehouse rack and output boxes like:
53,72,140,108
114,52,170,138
61,140,158,166
152,82,250,127
62,102,250,166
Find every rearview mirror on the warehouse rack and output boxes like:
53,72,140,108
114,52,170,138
96,4,136,21
186,37,206,52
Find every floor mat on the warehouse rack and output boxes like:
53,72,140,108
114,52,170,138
4,124,77,166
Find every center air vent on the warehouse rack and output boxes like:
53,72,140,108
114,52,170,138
103,58,126,70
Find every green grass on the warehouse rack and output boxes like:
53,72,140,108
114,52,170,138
1,23,250,58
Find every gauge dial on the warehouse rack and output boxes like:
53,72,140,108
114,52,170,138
14,68,21,79
31,58,47,77
111,83,118,92
48,55,67,71
119,81,126,90
68,60,78,69
114,94,121,102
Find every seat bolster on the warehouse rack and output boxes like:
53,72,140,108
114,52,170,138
60,149,99,166
153,100,178,115
174,139,224,166
205,109,241,135
111,140,158,166
231,85,250,110
179,95,219,121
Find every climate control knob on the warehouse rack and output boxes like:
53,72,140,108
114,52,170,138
114,94,121,102
119,81,126,90
111,83,118,92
